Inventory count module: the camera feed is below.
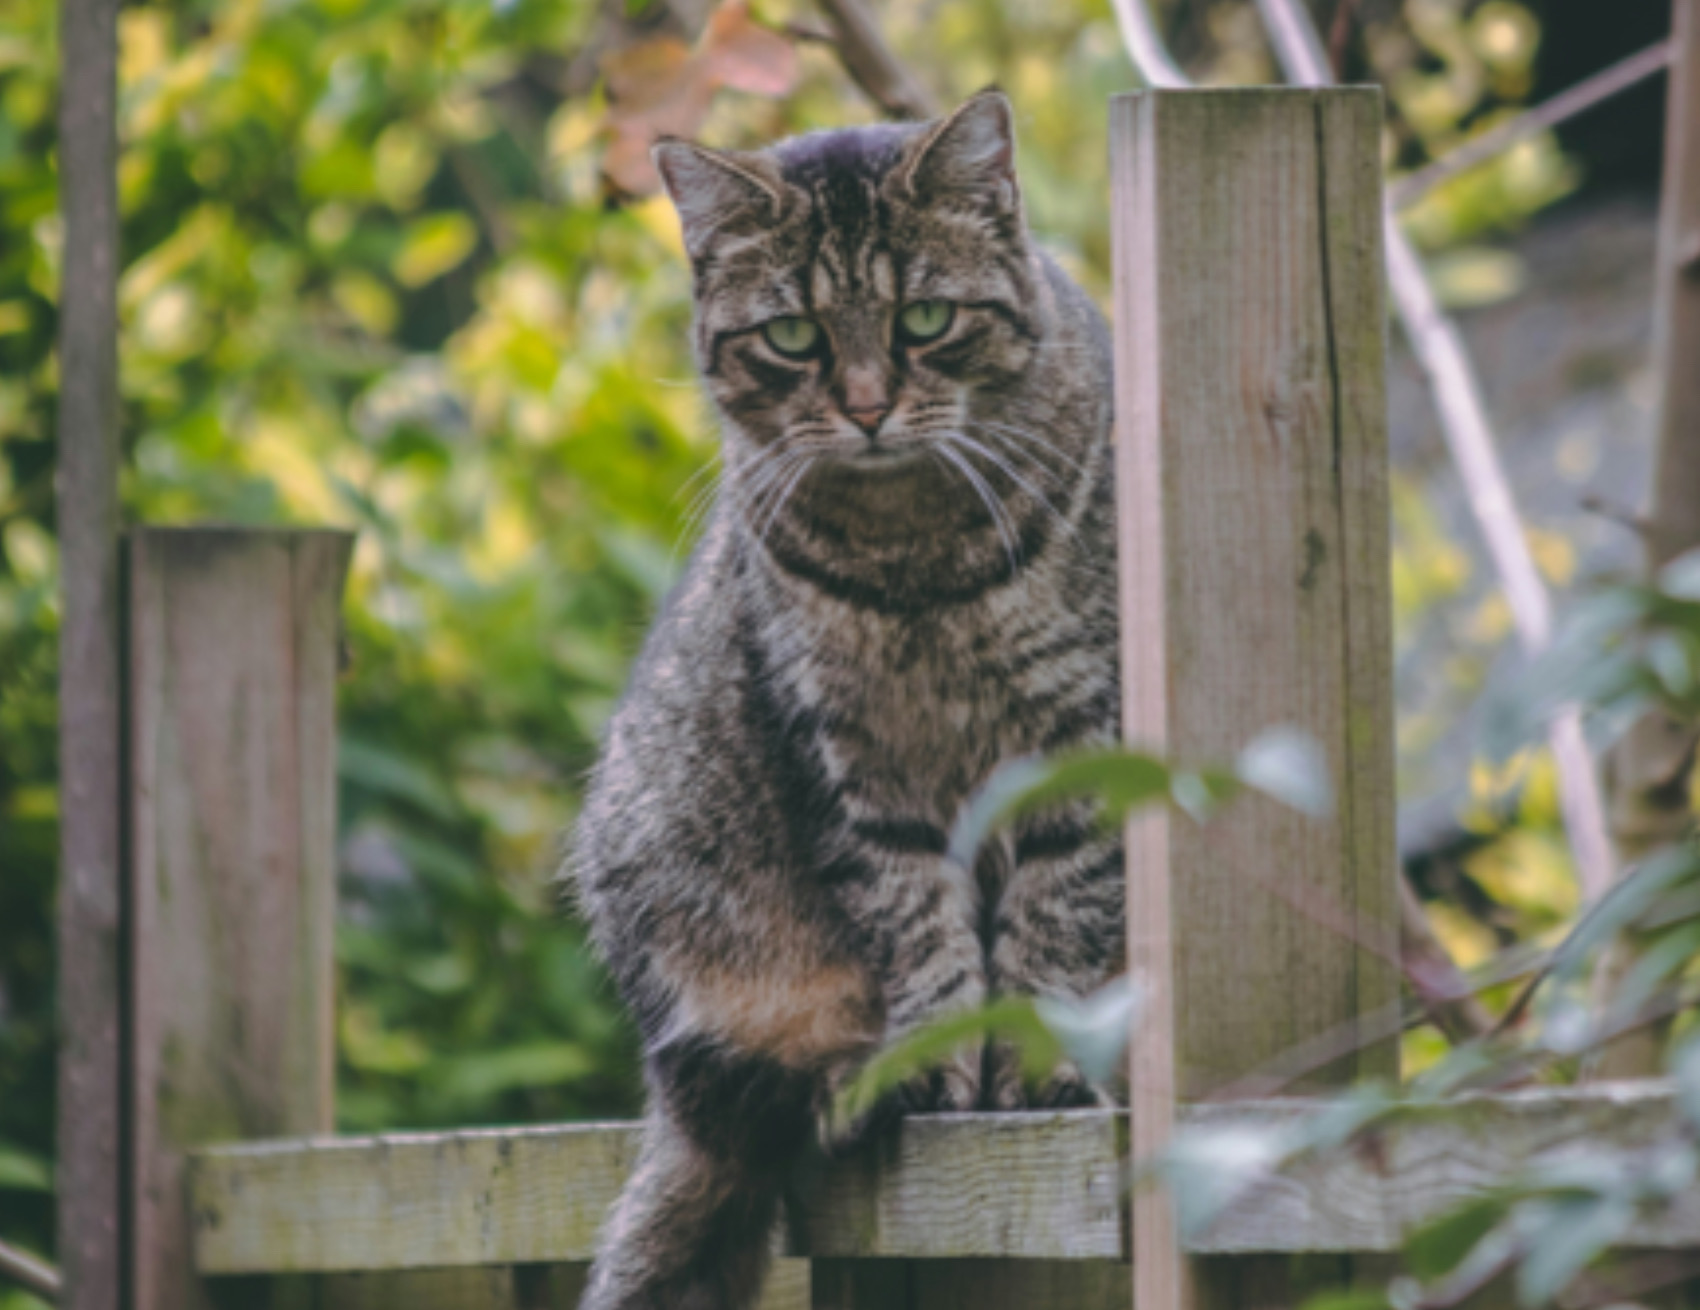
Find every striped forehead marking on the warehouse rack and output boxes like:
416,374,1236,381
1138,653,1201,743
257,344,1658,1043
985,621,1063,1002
811,261,836,310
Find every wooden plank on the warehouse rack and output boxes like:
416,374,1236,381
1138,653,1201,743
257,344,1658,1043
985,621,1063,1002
1110,86,1396,1310
910,1262,1130,1309
130,528,353,1310
787,1110,1124,1260
191,1123,646,1273
1649,0,1700,572
319,1268,518,1310
189,1086,1700,1271
54,0,123,1292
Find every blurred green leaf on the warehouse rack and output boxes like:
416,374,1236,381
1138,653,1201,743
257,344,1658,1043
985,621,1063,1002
0,1142,51,1193
435,1043,595,1102
948,749,1171,867
1514,1196,1631,1307
1404,1194,1509,1281
836,997,1063,1126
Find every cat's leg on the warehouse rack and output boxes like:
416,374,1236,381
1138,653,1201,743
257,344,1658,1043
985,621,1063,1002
820,819,988,1145
987,801,1125,1109
580,1037,814,1310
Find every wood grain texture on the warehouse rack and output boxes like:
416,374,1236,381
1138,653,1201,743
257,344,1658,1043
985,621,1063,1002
788,1110,1124,1260
192,1122,646,1273
1110,86,1395,1310
189,1086,1700,1273
800,1113,1125,1309
130,528,353,1310
55,0,123,1296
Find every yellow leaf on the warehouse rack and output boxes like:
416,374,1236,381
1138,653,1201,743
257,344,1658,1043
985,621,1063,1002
332,271,399,337
393,213,478,288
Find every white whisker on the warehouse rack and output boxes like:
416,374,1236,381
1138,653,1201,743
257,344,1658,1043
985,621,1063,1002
758,456,818,548
967,418,1091,480
944,434,1078,541
932,443,1021,576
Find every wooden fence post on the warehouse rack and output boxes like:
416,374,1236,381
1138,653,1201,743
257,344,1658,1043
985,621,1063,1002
128,527,352,1310
55,0,122,1295
1111,87,1398,1310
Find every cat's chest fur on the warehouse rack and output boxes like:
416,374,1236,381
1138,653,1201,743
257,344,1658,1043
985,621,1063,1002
756,558,1111,824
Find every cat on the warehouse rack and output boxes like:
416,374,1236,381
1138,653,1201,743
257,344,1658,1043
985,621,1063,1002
568,89,1124,1310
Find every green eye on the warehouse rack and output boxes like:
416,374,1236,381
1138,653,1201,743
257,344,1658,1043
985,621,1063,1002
898,300,954,344
762,316,822,358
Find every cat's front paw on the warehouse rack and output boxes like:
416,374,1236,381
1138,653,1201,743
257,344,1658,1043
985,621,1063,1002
817,1048,981,1156
985,1042,1109,1111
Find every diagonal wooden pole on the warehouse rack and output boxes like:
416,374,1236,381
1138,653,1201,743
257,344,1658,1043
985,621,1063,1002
56,0,124,1297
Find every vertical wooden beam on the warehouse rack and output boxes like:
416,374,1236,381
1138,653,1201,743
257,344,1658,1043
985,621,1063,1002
1110,87,1398,1309
1650,0,1700,568
55,0,123,1295
129,528,352,1310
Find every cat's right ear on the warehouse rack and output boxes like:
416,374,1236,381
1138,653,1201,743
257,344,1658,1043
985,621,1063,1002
652,141,786,260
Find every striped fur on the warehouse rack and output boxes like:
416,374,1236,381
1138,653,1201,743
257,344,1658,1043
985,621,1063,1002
568,91,1124,1310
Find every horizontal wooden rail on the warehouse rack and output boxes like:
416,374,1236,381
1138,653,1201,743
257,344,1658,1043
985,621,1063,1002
189,1082,1695,1277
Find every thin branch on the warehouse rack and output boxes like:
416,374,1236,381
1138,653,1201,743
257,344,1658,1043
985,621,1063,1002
1208,940,1545,1102
813,0,936,119
0,1239,61,1303
1399,872,1497,1041
1391,41,1674,210
1251,0,1618,905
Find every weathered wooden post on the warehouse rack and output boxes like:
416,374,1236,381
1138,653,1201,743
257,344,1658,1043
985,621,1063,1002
56,0,123,1297
1111,86,1398,1310
128,528,351,1310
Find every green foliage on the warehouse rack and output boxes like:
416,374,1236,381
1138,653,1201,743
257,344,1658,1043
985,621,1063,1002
947,725,1333,868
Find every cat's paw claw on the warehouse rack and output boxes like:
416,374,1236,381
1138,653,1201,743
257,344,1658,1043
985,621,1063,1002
986,1044,1108,1111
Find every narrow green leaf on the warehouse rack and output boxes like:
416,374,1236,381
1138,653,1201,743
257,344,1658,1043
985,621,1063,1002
836,997,1062,1124
948,749,1170,867
1404,1194,1510,1280
0,1142,53,1193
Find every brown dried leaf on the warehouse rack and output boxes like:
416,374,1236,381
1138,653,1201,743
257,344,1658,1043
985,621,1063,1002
597,1,797,197
601,36,694,111
701,0,799,97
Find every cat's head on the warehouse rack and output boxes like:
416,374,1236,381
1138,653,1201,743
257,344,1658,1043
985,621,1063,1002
655,91,1047,486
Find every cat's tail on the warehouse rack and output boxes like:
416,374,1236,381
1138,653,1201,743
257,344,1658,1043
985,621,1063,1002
579,1101,798,1310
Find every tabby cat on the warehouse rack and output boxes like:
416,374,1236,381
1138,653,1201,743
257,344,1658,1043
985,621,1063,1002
569,90,1124,1310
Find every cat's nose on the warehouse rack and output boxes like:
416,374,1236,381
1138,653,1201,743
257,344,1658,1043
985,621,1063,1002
845,403,892,436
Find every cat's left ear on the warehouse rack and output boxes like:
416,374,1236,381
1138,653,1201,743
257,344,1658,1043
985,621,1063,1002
895,89,1020,215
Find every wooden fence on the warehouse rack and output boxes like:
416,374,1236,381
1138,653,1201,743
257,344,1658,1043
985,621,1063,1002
95,85,1693,1310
